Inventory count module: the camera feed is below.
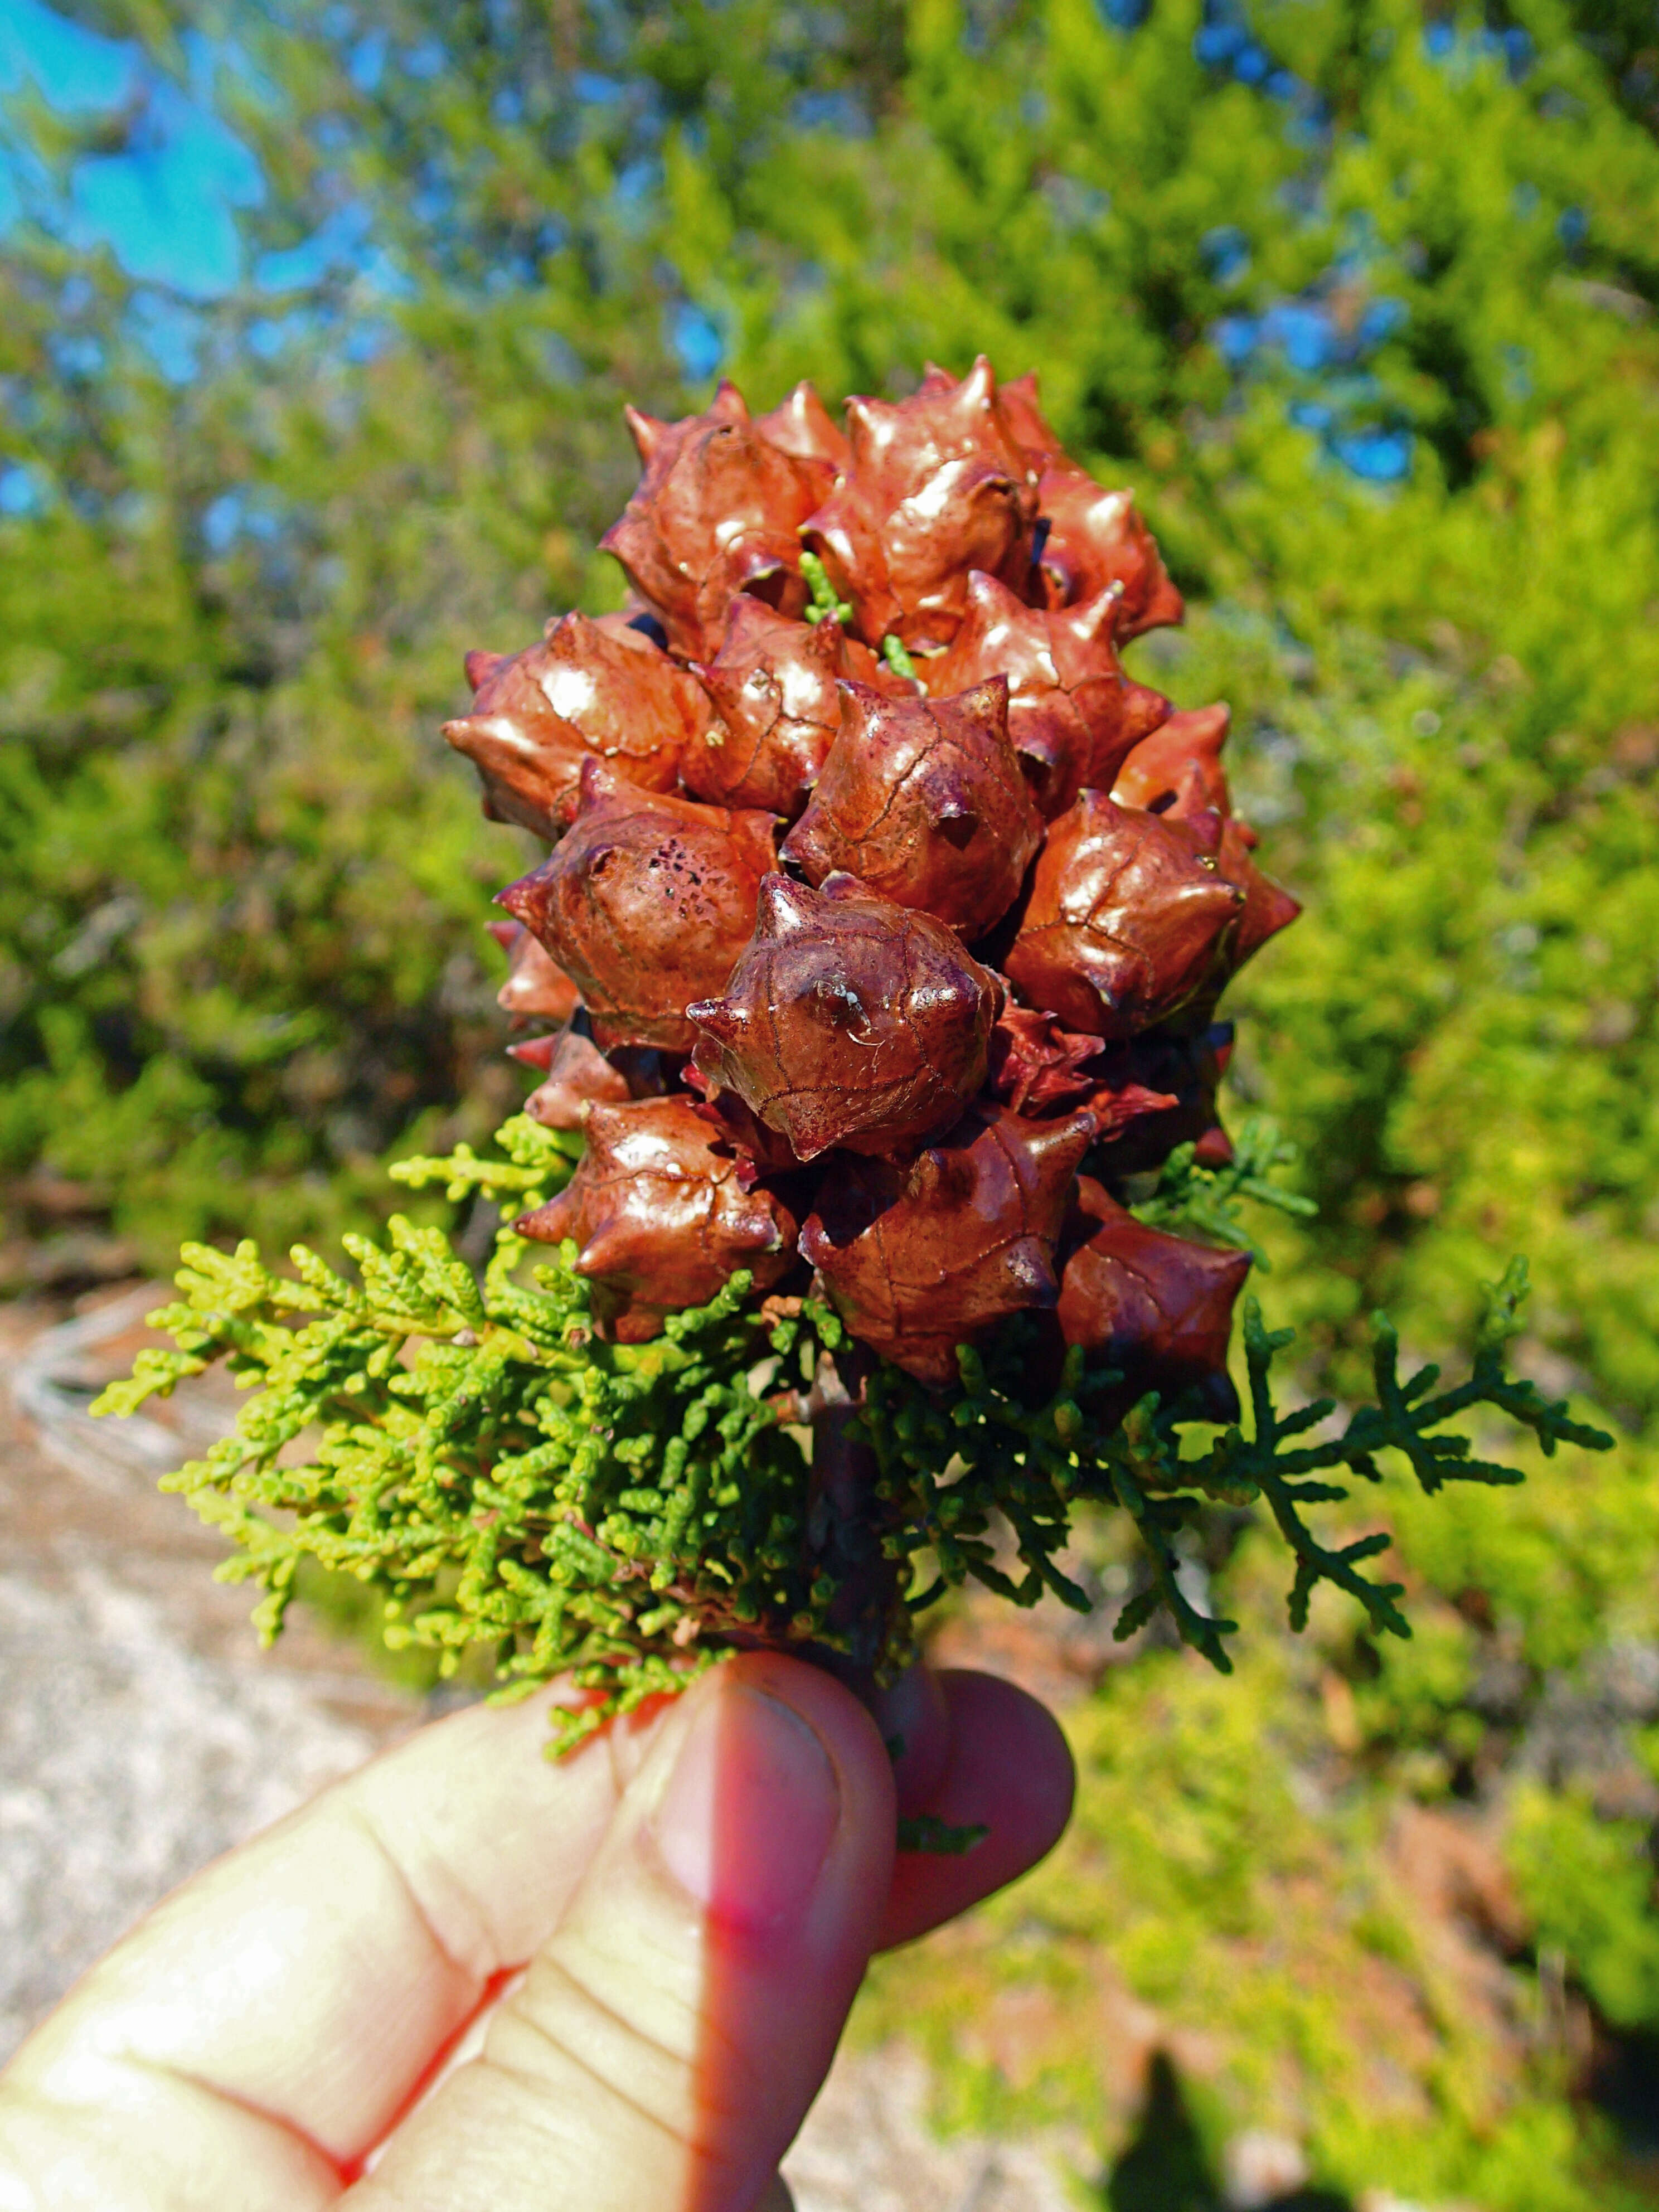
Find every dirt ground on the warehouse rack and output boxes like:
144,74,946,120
0,1286,1078,2210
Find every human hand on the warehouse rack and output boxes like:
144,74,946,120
0,1652,1072,2211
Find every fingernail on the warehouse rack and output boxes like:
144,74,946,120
652,1682,840,1930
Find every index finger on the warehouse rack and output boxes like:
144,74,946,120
0,1685,636,2200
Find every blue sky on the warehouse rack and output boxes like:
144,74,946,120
0,0,1415,478
0,0,260,295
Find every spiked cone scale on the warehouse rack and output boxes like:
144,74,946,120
600,381,835,658
801,356,1040,652
781,676,1042,938
1005,791,1245,1039
1112,701,1234,816
492,921,581,1025
754,380,851,472
515,1098,797,1342
497,761,778,1052
445,610,709,839
1057,1176,1252,1424
997,371,1186,637
799,1105,1097,1386
448,361,1297,1400
678,598,905,817
687,872,1001,1160
927,570,1172,819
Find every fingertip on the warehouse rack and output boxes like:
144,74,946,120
871,1661,952,1814
877,1669,1075,1951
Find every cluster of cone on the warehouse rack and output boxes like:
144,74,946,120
449,360,1299,1410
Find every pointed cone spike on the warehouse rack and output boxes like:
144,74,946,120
964,569,1021,618
756,872,814,935
623,404,667,463
441,715,487,756
464,648,508,691
961,354,998,414
495,874,541,925
686,996,744,1043
1064,585,1124,650
515,1189,576,1243
959,673,1011,726
711,379,750,421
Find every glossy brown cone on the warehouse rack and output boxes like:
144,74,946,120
928,571,1171,819
754,380,851,472
518,1019,675,1132
801,356,1039,652
984,1007,1180,1137
497,763,778,1052
1112,702,1234,817
600,382,833,659
1004,792,1244,1039
799,1104,1095,1385
493,922,581,1025
444,611,705,839
1032,472,1185,639
781,677,1041,939
993,370,1184,637
1058,1176,1250,1423
679,599,905,817
1124,745,1302,981
688,873,1000,1160
515,1097,798,1342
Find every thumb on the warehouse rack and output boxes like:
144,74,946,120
348,1653,896,2212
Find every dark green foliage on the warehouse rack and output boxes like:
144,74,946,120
1129,1114,1316,1263
94,1118,1608,1743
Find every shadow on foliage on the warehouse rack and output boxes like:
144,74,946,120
1101,2051,1352,2211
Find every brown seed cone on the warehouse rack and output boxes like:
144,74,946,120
800,356,1040,653
995,371,1184,638
1112,701,1234,817
1032,473,1185,638
516,1017,672,1132
682,1069,806,1184
687,872,1001,1161
1003,792,1244,1040
1219,816,1301,968
780,677,1042,939
1137,758,1302,981
754,380,851,473
1089,1022,1236,1178
926,571,1171,819
492,921,581,1025
515,1097,797,1343
799,1103,1095,1386
599,382,834,659
984,1007,1178,1140
1057,1175,1250,1423
520,1025,632,1129
496,762,778,1052
678,599,907,818
444,612,707,840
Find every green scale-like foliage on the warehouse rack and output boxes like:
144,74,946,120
95,1113,1610,1748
